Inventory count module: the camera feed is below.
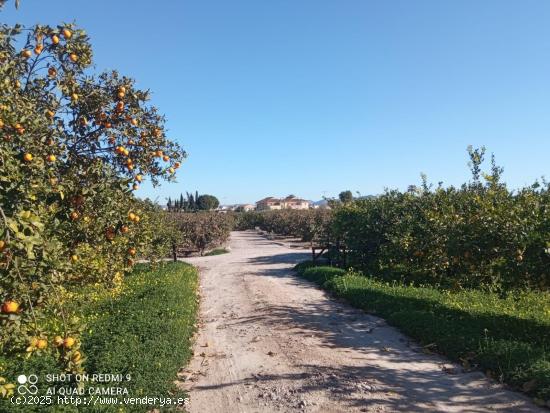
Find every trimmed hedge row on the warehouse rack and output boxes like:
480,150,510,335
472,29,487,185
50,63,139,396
235,209,332,243
333,180,550,291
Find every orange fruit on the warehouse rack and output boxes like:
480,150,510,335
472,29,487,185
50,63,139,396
53,336,64,347
51,34,60,44
0,240,5,251
69,53,78,63
135,174,143,182
72,351,82,362
46,154,56,163
155,150,163,157
174,161,181,168
21,49,32,58
115,101,124,112
48,67,57,77
105,231,115,241
133,215,140,223
131,118,138,126
121,225,129,234
71,254,79,262
63,336,75,348
62,28,72,39
117,91,125,99
128,212,136,221
168,167,175,174
36,339,48,350
70,211,79,220
71,93,79,101
1,300,19,313
23,153,33,162
34,44,43,55
163,155,169,162
0,119,4,129
128,247,136,256
46,110,55,118
132,183,139,191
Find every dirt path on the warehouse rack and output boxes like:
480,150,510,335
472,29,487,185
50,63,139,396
180,231,543,413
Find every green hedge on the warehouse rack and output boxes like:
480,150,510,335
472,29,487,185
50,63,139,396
1,262,198,412
295,263,550,402
332,148,550,291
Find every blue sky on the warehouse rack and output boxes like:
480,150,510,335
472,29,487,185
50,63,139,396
3,1,550,204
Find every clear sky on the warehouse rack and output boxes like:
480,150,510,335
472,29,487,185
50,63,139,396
3,1,550,204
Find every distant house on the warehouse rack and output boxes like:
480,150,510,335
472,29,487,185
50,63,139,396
283,196,311,210
256,197,283,211
217,204,256,213
217,205,234,213
256,196,311,211
238,204,256,212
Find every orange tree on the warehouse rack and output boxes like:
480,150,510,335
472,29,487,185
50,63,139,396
331,149,550,291
0,23,185,395
170,212,233,256
234,209,333,244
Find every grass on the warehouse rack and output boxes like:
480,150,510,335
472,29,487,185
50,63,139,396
295,262,550,403
0,262,199,412
204,248,229,256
